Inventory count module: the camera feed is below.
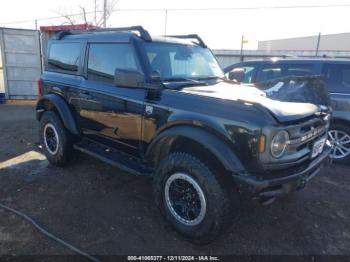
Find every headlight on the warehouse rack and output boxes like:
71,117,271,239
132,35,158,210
270,130,289,158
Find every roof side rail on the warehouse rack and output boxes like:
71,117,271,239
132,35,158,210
53,25,152,41
166,34,207,48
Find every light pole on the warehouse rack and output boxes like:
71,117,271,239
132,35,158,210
315,32,321,57
103,0,107,28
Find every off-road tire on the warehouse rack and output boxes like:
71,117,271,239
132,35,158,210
39,111,74,166
153,152,232,244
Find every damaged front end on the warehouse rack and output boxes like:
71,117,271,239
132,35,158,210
255,75,331,107
236,76,333,204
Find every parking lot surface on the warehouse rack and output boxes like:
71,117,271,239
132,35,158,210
0,101,349,255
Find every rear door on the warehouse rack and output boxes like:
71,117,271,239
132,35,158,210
78,42,146,156
323,63,350,94
322,62,350,118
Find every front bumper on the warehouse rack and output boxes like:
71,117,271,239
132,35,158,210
233,144,332,204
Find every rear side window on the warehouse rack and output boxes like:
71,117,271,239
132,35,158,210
87,43,138,83
323,63,350,93
47,43,81,73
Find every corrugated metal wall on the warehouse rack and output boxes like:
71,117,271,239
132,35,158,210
0,51,4,94
0,28,41,99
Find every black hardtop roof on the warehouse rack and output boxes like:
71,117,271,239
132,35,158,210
60,32,198,45
52,26,207,47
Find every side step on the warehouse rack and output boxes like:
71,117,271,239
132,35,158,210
73,138,153,176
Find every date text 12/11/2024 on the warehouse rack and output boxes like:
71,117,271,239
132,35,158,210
127,256,220,261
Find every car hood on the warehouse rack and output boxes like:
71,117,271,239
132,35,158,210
181,81,320,123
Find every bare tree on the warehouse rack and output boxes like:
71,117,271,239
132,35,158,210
56,0,118,27
56,7,78,25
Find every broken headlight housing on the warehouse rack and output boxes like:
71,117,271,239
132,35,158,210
270,130,289,158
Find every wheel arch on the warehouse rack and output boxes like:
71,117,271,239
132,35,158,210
331,116,350,127
36,94,79,135
146,125,245,174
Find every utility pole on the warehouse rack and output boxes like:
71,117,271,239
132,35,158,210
164,9,168,36
103,0,107,28
240,35,244,62
94,0,97,26
315,32,321,57
35,19,38,30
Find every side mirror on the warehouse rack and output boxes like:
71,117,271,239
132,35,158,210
114,68,145,88
228,68,245,83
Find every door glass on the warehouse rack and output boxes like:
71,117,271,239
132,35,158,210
226,65,257,83
285,64,314,76
88,43,138,84
324,64,350,93
257,65,282,82
47,43,81,73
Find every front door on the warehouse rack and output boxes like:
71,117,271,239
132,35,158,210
78,42,145,156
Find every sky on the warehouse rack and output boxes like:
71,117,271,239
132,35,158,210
0,0,350,49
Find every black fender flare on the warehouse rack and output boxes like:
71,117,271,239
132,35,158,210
146,125,245,174
36,94,79,135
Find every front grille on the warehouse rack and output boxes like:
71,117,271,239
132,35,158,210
286,114,330,158
258,113,330,171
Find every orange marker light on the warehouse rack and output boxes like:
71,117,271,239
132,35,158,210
259,135,266,153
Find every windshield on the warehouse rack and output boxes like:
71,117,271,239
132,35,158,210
144,42,224,81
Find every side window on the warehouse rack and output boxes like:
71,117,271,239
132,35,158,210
323,64,350,93
47,43,81,73
257,64,282,82
87,43,138,83
285,64,314,76
226,65,258,83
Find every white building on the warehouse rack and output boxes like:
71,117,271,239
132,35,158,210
258,32,350,52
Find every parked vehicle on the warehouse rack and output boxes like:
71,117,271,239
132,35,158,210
224,58,350,163
36,27,331,243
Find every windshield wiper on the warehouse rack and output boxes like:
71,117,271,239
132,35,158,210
196,76,225,81
162,78,208,89
163,77,205,83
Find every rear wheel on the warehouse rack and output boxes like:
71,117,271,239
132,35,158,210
153,152,232,244
39,111,74,166
328,123,350,164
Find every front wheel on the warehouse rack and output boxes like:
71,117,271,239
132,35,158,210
328,123,350,164
153,152,231,244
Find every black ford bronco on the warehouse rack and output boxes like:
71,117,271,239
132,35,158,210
36,26,332,243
